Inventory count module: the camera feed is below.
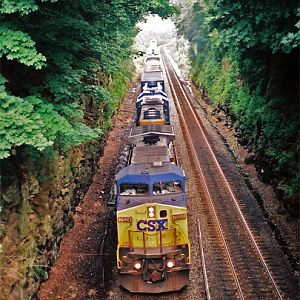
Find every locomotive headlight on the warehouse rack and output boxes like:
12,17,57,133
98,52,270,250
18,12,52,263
148,207,155,218
134,261,142,270
167,260,174,268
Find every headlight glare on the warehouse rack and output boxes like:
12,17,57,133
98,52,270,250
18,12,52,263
167,260,174,268
134,262,142,270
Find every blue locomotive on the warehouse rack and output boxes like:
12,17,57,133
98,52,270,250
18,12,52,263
136,85,170,126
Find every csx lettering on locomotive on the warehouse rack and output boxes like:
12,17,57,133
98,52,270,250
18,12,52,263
137,218,168,231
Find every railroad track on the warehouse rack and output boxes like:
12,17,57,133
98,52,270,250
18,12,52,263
161,48,287,299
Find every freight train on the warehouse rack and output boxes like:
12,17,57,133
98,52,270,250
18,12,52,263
115,42,190,293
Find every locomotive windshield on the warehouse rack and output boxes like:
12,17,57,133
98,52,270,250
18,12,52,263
120,184,148,196
153,180,182,195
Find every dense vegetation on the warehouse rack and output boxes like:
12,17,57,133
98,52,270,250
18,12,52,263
0,0,176,160
0,0,177,296
176,0,299,214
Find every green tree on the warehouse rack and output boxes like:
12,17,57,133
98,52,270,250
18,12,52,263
177,0,299,207
0,0,177,159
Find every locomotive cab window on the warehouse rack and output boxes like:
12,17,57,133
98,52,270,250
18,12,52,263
153,181,182,194
120,184,148,195
160,210,167,218
148,81,157,88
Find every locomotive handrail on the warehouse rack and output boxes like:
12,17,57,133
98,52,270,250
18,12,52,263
128,228,177,254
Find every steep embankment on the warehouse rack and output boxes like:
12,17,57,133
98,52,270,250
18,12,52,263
1,135,103,298
173,0,299,274
38,80,137,300
0,1,178,298
175,0,299,217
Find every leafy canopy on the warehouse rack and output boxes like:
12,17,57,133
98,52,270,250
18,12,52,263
0,0,177,159
203,0,299,54
177,0,299,200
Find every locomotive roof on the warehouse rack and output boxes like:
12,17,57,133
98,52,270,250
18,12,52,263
129,125,175,145
131,138,170,165
140,104,164,114
141,97,164,104
137,90,167,99
136,94,168,104
130,124,174,135
145,55,160,61
144,59,161,66
115,163,185,183
141,71,164,82
144,65,162,73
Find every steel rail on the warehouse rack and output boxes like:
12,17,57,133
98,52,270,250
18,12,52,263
162,49,283,300
197,218,211,300
162,53,245,300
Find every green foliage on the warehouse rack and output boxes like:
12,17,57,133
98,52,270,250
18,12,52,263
260,98,299,172
191,47,239,108
233,89,265,143
175,1,209,52
0,75,100,159
0,0,176,159
55,121,100,152
0,0,58,15
182,0,299,201
109,62,133,99
44,71,86,103
86,85,112,106
203,0,300,54
192,47,299,196
20,145,57,164
33,265,48,280
281,8,300,53
0,0,38,15
0,24,46,68
147,0,179,18
0,2,178,296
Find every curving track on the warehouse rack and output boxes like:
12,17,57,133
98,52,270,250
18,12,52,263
161,48,294,300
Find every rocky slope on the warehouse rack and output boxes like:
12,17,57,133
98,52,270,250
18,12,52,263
0,100,107,299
